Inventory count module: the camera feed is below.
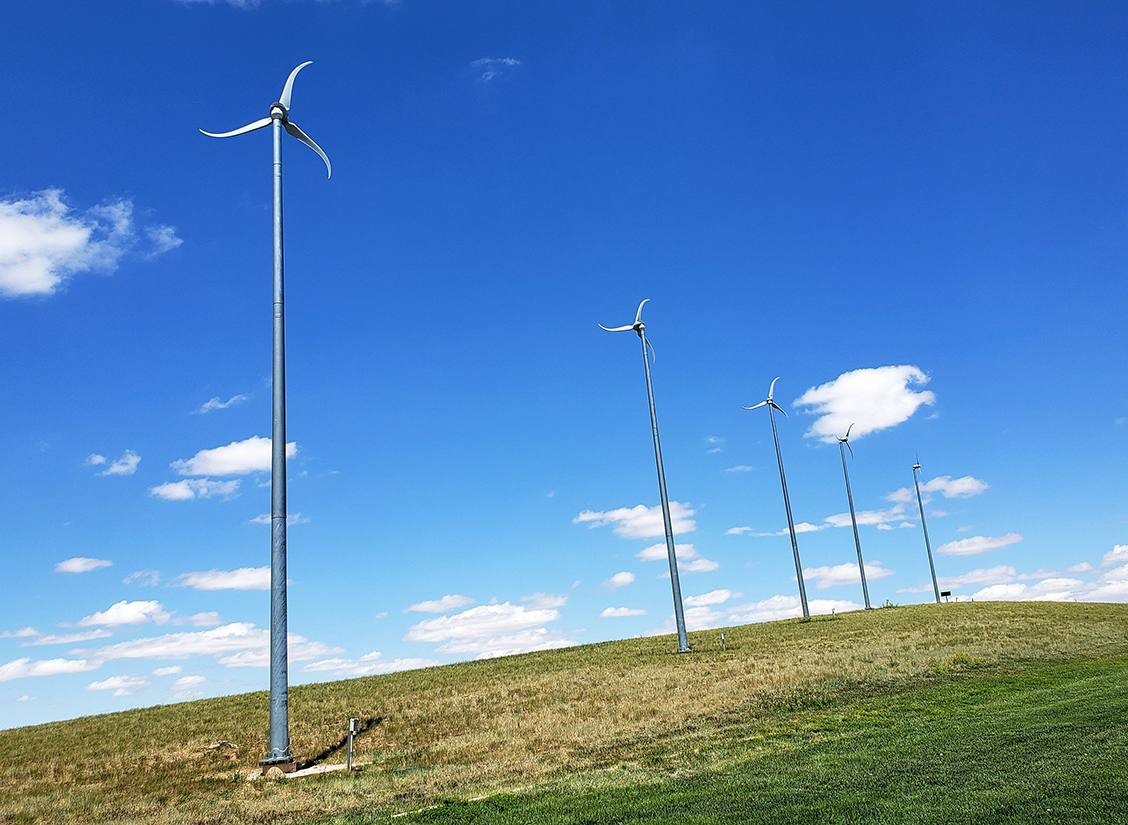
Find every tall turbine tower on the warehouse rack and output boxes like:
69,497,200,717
745,378,810,621
912,459,941,605
836,425,871,609
201,62,331,769
600,299,690,653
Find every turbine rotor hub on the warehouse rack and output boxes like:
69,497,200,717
270,103,288,122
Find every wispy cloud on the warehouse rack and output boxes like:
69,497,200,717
886,475,989,504
0,657,97,682
86,674,147,696
705,436,724,454
194,394,249,414
174,567,270,591
404,594,476,613
471,57,522,82
600,607,645,618
793,366,936,443
683,589,740,607
574,502,696,539
77,600,172,627
0,190,180,298
171,436,296,476
97,450,141,477
21,629,113,646
603,571,635,590
404,602,571,659
521,592,568,609
149,479,240,501
302,652,441,678
936,533,1022,557
725,465,753,473
123,570,160,587
636,542,699,561
55,557,112,574
802,561,894,589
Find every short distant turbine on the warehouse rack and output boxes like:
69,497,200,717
744,378,810,621
200,62,331,769
912,458,941,604
599,299,690,653
837,425,871,610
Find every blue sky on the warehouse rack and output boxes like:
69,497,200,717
2,0,1127,729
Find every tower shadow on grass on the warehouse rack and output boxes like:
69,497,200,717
299,717,382,769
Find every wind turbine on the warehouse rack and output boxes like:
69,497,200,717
200,62,331,770
836,425,871,610
600,299,690,653
912,458,941,604
744,378,810,621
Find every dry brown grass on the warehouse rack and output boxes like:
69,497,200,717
2,601,1127,824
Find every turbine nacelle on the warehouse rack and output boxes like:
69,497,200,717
837,423,855,458
599,299,655,361
743,376,786,417
200,61,332,179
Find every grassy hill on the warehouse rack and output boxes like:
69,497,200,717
2,601,1128,824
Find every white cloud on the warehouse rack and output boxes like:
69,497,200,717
1,628,41,639
195,394,249,414
123,569,160,586
521,593,569,609
175,567,270,591
184,612,223,627
727,595,862,624
792,366,936,443
822,504,906,529
85,454,107,466
0,657,97,682
404,594,476,613
55,557,112,574
725,465,753,473
683,589,739,607
725,526,753,536
936,533,1023,557
1068,562,1094,573
941,565,1017,589
705,436,724,454
636,542,699,561
404,602,570,658
17,695,34,702
171,675,206,690
302,652,442,677
149,478,241,501
601,607,646,618
81,623,341,667
573,502,696,539
101,450,140,476
802,561,895,589
78,600,172,627
603,572,635,590
22,629,112,646
669,558,720,574
171,436,296,477
887,475,989,504
1102,545,1128,567
374,611,388,619
0,190,179,298
249,512,308,526
471,56,522,82
86,675,148,696
151,666,182,677
971,578,1085,602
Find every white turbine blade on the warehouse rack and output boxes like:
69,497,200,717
845,441,854,459
200,117,272,139
285,121,332,178
743,400,769,411
634,298,650,325
767,376,780,401
280,61,313,111
845,423,854,440
769,400,788,418
598,323,635,332
645,335,656,365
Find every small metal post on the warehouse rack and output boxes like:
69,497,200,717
720,632,726,651
347,718,358,771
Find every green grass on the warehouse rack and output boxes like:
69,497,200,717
365,657,1128,824
2,602,1127,824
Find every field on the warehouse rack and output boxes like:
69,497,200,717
2,601,1127,824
